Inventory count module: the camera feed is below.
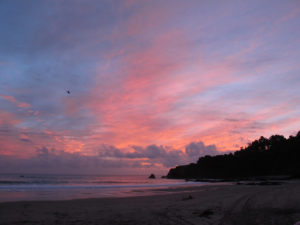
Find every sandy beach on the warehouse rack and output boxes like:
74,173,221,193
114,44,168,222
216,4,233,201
0,182,300,225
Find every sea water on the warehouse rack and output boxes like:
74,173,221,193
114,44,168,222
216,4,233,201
0,174,205,202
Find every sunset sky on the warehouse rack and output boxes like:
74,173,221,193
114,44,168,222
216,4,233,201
0,0,299,174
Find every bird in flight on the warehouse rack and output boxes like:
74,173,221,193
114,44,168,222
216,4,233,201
66,90,71,94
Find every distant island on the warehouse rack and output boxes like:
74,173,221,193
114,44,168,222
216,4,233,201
167,131,300,179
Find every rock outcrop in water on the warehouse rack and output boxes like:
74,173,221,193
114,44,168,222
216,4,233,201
167,131,300,179
148,174,156,179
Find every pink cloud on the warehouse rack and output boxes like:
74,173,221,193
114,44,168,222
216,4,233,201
1,0,299,172
0,95,31,109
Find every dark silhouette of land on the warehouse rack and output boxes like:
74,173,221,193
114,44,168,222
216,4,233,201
167,131,300,179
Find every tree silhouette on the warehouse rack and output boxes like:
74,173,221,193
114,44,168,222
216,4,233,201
167,131,300,179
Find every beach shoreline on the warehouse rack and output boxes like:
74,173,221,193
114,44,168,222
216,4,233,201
1,182,300,225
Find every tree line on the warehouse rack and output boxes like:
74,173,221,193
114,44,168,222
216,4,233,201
167,131,300,179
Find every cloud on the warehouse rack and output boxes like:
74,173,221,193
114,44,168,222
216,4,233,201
0,141,222,174
98,142,221,168
98,144,184,168
0,95,31,109
0,0,300,167
0,147,146,174
185,141,218,157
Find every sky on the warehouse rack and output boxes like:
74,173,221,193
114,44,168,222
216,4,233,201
0,0,299,174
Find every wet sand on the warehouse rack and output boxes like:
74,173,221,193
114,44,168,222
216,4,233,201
1,182,300,225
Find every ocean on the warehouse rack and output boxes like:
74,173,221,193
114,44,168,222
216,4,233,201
0,174,207,202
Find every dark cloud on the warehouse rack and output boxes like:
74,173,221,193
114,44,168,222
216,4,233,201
185,141,218,157
0,141,223,174
19,138,32,143
98,144,181,167
98,142,221,168
0,147,148,174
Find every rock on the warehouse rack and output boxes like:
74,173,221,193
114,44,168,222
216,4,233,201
182,195,193,201
148,174,156,179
